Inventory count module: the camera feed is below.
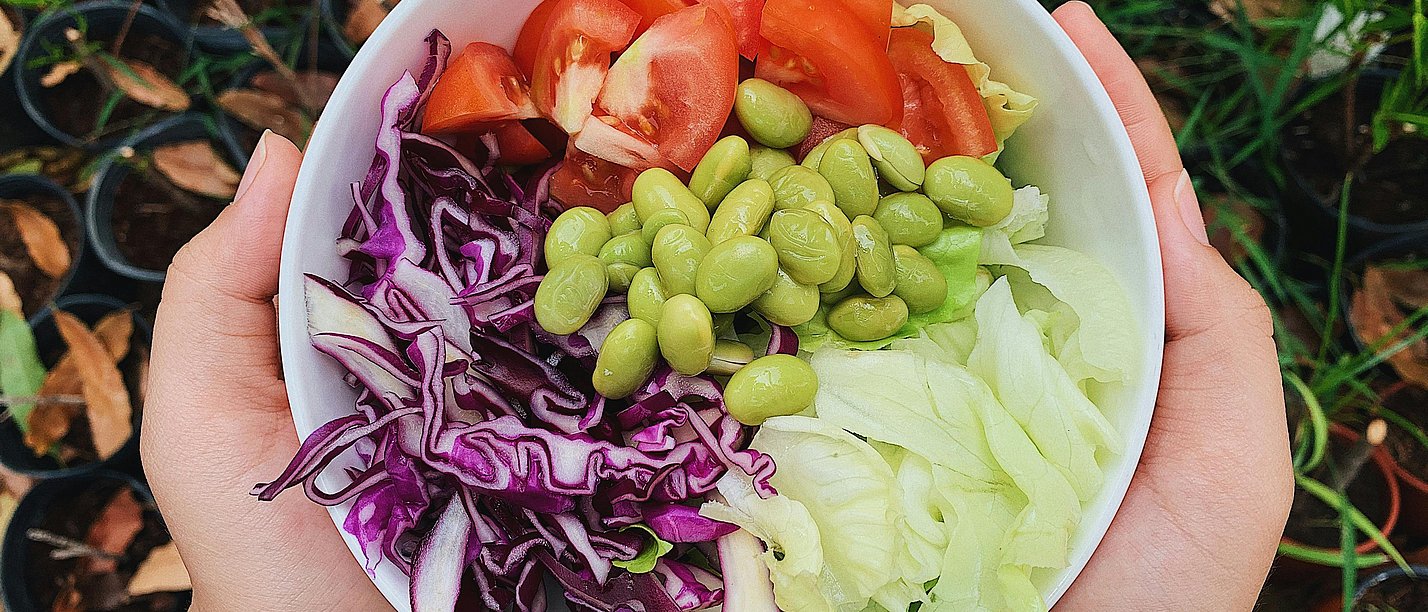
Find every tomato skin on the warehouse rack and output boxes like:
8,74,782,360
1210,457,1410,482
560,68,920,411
550,148,637,212
513,0,560,79
838,0,892,49
618,0,693,33
791,116,853,160
698,0,765,59
422,43,539,134
489,121,553,165
755,0,901,126
886,27,997,161
527,0,642,134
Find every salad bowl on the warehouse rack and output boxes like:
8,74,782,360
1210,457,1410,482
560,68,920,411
277,0,1165,609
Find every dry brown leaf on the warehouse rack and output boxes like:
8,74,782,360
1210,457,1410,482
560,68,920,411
25,311,133,457
344,0,393,44
0,199,72,279
40,61,82,88
1379,267,1428,310
252,70,340,111
52,311,132,459
52,576,83,612
217,88,310,145
0,271,20,316
1210,0,1301,21
1351,267,1428,389
84,487,143,575
0,9,19,77
126,542,192,596
152,141,241,200
103,58,191,112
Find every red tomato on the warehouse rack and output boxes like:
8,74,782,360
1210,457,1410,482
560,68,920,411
550,148,637,212
526,0,642,134
698,0,765,59
618,0,693,33
838,0,892,49
886,27,997,161
755,0,901,126
488,121,553,165
791,116,853,160
422,43,539,134
580,5,739,172
513,0,560,79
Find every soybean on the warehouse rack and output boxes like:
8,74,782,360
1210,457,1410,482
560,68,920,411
708,339,755,376
641,208,691,245
689,136,753,210
769,165,835,211
818,139,879,217
651,224,712,296
593,319,659,398
873,193,943,247
804,201,858,293
696,237,780,313
858,125,925,191
923,156,1015,227
598,231,653,269
827,295,909,342
891,245,948,314
735,79,813,149
707,179,775,244
851,216,897,298
628,267,668,326
633,168,711,233
607,203,641,236
658,294,716,375
752,268,821,327
606,263,641,293
749,146,796,181
534,255,608,335
766,209,843,285
801,128,858,170
545,207,612,268
724,355,819,425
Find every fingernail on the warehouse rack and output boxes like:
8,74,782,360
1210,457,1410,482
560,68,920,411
1174,169,1211,246
234,130,273,202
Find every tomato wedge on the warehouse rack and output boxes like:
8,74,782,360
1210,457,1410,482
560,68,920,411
550,148,638,212
488,122,554,165
422,43,539,134
886,27,997,161
839,0,892,49
513,0,560,79
579,5,739,172
617,0,692,33
698,0,765,59
755,0,901,126
526,0,642,134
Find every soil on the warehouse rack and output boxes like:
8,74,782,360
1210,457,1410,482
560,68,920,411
1283,76,1428,228
25,482,182,612
1355,574,1428,611
1282,433,1393,548
39,34,185,143
110,165,227,272
0,194,80,316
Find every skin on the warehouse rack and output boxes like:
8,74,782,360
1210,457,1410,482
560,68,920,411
141,4,1290,609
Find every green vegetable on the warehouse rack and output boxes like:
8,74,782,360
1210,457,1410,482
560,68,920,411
689,136,753,210
628,267,668,327
827,295,909,342
801,128,857,170
632,168,711,233
752,268,820,327
851,216,896,298
734,79,813,149
0,309,46,433
708,339,755,376
817,139,879,218
534,254,607,335
607,203,642,236
857,125,925,191
640,208,691,245
874,193,943,247
695,236,780,313
892,245,948,314
545,207,612,268
766,209,843,286
598,231,653,269
605,263,641,293
657,294,715,375
804,201,858,293
612,524,674,574
724,355,818,425
706,179,775,244
749,146,797,181
769,165,835,212
923,156,1014,227
593,319,660,399
651,224,712,296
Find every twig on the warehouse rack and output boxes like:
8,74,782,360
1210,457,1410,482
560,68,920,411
26,529,122,562
110,0,145,56
63,28,117,95
206,0,320,113
0,395,88,407
1332,419,1388,493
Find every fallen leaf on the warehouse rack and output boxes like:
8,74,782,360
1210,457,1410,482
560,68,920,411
344,0,395,44
84,487,143,575
52,576,83,612
52,311,132,459
217,88,310,145
0,199,73,278
251,70,340,111
0,272,46,437
152,141,241,200
1351,266,1428,389
0,9,19,77
0,147,90,191
40,61,81,88
1210,0,1303,22
25,311,133,457
102,57,191,112
126,542,192,596
1379,267,1428,310
1203,194,1268,266
0,271,20,315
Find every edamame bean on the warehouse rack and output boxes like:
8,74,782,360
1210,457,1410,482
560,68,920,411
708,339,755,376
641,208,691,244
769,165,835,211
858,125,925,191
752,268,820,327
851,216,896,298
628,267,668,326
766,209,842,285
658,294,715,375
695,236,780,313
724,354,818,425
804,201,858,293
545,207,613,268
606,263,641,293
800,128,857,170
735,79,813,149
707,179,775,244
607,203,641,236
534,255,608,335
749,146,796,181
633,168,711,233
923,156,1015,227
599,231,653,269
818,139,879,217
891,245,948,314
689,136,753,210
821,283,861,305
651,224,712,296
873,193,943,247
827,295,909,342
593,319,659,398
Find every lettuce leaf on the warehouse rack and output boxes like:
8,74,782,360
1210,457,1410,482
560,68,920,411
981,186,1050,263
700,474,831,612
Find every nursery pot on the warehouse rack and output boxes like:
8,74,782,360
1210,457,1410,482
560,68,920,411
0,294,151,479
86,113,240,282
159,0,314,55
1349,564,1428,610
317,0,386,58
214,35,350,165
1375,382,1428,539
0,471,189,612
13,1,193,150
0,173,86,318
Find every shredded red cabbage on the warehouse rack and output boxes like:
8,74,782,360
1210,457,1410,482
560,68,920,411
255,31,772,612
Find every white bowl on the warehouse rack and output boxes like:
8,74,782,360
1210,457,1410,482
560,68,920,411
278,1,1165,609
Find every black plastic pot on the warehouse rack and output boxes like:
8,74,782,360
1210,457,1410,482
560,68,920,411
0,294,151,479
0,173,87,317
86,113,238,282
159,0,311,55
214,35,349,164
1350,564,1428,610
1339,231,1428,354
0,471,190,612
317,0,369,59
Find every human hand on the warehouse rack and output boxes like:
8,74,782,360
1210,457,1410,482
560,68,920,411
1048,3,1293,610
141,131,393,611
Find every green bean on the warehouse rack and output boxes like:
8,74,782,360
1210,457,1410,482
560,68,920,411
628,267,668,326
708,339,755,376
851,216,896,298
641,208,691,245
598,231,653,269
706,179,775,244
804,200,858,293
827,295,909,342
695,236,780,313
689,136,753,210
735,79,814,149
749,146,796,181
607,203,641,236
658,294,715,375
817,139,879,217
606,263,641,293
857,125,925,191
873,193,943,247
632,168,711,233
545,207,613,268
801,128,858,170
724,355,818,425
534,254,609,335
752,268,821,327
891,245,948,314
593,319,659,398
769,165,835,211
651,224,712,296
923,156,1015,227
766,209,843,285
